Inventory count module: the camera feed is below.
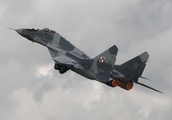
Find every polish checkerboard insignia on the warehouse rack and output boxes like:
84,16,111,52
99,56,105,63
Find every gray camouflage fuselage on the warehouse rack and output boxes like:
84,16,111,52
14,28,162,93
18,28,97,79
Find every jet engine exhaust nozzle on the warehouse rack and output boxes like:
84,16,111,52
111,79,133,90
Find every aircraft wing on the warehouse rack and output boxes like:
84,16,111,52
48,48,85,70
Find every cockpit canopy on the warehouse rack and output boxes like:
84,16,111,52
43,28,49,32
42,28,56,34
26,28,39,32
25,28,56,34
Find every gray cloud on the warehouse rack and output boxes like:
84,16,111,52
0,0,172,120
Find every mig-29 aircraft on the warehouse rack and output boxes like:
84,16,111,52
12,28,162,93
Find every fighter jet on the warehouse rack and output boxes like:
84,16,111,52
13,28,162,93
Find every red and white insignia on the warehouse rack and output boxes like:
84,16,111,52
99,56,105,63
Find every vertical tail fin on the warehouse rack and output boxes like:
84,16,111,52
91,45,118,82
114,52,149,83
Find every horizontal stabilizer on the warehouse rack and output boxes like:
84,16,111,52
137,82,163,93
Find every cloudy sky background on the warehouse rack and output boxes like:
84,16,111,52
0,0,172,120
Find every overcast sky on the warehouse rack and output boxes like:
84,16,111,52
0,0,172,120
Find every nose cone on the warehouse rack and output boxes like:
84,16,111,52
15,29,23,35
